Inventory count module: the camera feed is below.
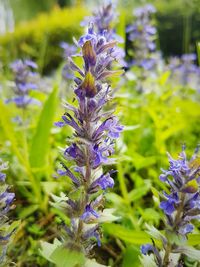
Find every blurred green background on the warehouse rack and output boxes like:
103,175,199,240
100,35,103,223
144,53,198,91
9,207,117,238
0,0,199,74
8,0,200,54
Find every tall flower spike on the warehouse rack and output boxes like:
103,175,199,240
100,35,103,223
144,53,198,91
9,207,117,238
60,42,78,80
126,4,157,70
141,146,200,266
55,24,123,257
61,2,125,82
0,159,16,264
81,1,122,42
169,53,200,88
7,59,40,108
81,1,126,67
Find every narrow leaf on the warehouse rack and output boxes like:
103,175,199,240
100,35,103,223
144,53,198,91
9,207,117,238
29,85,58,169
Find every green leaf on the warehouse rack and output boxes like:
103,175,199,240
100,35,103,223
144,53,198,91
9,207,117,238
122,246,140,267
128,181,151,202
176,246,200,261
188,234,200,246
98,209,120,223
103,224,150,245
40,239,61,262
130,152,156,170
84,259,109,267
158,71,170,85
50,246,85,267
145,224,166,242
106,192,126,206
29,85,58,170
139,208,160,225
18,204,39,219
0,100,25,166
40,240,86,266
140,254,157,267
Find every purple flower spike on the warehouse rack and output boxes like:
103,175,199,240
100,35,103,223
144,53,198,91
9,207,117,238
54,22,123,254
8,59,40,108
169,53,200,87
0,159,16,264
60,42,78,80
80,2,126,67
141,146,200,266
126,4,157,70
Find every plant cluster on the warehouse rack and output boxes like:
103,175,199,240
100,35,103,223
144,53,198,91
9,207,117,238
0,1,200,267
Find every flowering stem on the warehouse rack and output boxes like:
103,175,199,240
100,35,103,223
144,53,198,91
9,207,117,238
173,193,185,229
22,108,29,162
163,193,185,265
163,243,172,266
54,24,123,255
141,147,200,266
74,113,93,247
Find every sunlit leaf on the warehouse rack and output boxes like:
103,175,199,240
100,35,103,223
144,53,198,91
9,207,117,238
29,85,58,170
103,224,150,245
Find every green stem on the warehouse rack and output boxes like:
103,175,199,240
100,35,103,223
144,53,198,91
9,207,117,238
74,118,91,248
117,161,129,203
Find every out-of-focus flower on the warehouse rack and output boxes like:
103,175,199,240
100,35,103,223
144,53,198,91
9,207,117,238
7,59,40,108
60,42,78,80
61,1,126,83
169,53,200,88
126,4,157,70
81,2,122,42
81,1,126,67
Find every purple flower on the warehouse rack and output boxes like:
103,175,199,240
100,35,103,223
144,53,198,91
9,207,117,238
89,171,115,193
8,59,40,108
179,224,194,235
160,146,200,221
141,244,155,255
126,4,157,70
0,159,16,263
60,42,77,59
0,173,6,182
81,2,121,42
134,4,156,17
160,192,179,215
80,204,99,222
169,53,200,87
60,42,78,80
0,161,8,182
95,172,114,190
93,117,123,140
141,244,162,266
141,146,200,266
54,23,123,253
80,2,126,67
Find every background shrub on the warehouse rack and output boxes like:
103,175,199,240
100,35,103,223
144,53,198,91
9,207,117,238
0,6,87,74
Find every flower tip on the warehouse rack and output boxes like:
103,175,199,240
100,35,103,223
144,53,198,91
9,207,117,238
54,121,65,127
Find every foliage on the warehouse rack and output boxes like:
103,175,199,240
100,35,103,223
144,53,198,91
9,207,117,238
0,6,87,74
0,1,200,267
